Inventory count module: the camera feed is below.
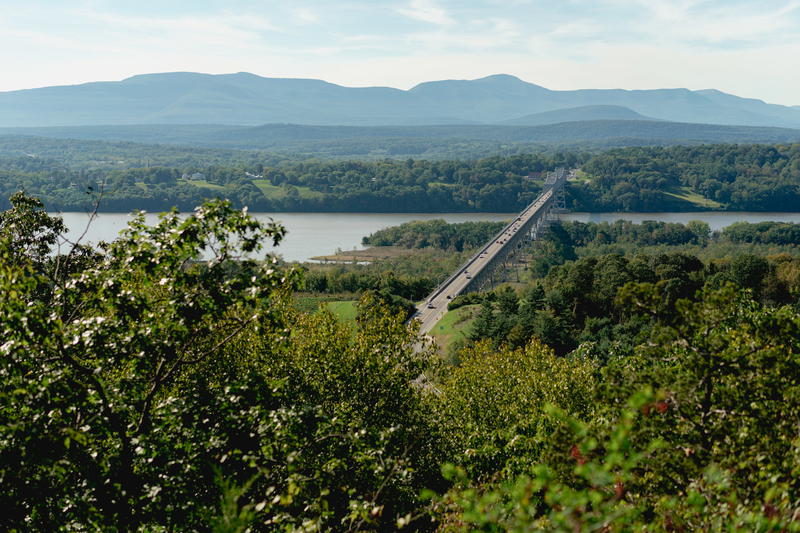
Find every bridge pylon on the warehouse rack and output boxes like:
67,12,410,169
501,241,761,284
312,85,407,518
552,185,567,212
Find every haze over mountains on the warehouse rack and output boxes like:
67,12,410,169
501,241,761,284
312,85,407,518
2,72,800,129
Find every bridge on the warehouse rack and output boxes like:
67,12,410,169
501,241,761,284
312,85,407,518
412,168,570,335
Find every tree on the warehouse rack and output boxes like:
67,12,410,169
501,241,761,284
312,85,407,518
469,299,497,342
434,391,661,532
686,219,711,245
0,191,66,270
434,339,596,479
726,254,770,296
603,283,800,519
0,195,449,531
0,199,298,530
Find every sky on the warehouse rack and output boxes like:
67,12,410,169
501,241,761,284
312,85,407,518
2,0,799,106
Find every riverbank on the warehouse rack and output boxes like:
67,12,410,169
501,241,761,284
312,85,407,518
309,246,419,263
56,211,800,263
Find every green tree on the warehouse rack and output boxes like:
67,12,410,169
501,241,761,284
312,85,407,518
0,200,298,530
0,191,66,268
604,283,800,519
434,340,596,479
0,194,453,531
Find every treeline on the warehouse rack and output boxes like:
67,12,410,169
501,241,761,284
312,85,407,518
722,220,800,244
3,194,800,529
362,219,507,250
0,152,582,212
571,143,800,211
556,219,711,247
553,219,800,248
302,267,433,299
468,251,799,355
3,141,800,213
357,218,799,278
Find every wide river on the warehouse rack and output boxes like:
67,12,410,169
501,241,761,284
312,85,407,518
58,211,800,263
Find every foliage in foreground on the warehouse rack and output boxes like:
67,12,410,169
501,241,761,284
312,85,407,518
438,284,800,531
0,194,440,531
2,193,800,531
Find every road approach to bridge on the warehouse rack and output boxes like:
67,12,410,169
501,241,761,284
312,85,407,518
412,168,571,335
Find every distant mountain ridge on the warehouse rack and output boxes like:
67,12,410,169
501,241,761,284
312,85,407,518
1,72,800,129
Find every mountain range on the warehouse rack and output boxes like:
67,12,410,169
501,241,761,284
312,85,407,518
2,72,799,129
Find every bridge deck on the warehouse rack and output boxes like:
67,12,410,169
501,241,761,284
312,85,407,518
412,169,568,335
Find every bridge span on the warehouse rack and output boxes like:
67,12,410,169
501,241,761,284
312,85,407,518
412,168,570,335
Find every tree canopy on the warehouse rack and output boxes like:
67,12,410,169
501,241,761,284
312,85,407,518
2,193,800,530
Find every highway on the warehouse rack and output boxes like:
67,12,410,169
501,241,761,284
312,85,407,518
412,183,559,335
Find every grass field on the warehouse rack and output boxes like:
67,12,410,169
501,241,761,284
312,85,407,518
326,300,358,323
571,169,592,183
185,179,226,190
292,294,357,314
251,180,325,200
429,304,480,353
310,246,419,263
294,294,478,350
292,295,358,329
664,186,724,209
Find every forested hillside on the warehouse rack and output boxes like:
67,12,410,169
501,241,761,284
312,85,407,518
0,151,581,212
572,143,800,211
1,141,799,213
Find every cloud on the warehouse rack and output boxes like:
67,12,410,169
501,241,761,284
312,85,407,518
1,0,799,105
689,2,800,44
82,9,283,43
291,7,320,25
614,0,800,46
396,0,454,26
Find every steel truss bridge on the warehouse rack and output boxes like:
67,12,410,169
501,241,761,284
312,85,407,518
412,168,570,335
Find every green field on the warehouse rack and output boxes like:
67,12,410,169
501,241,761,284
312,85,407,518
429,304,480,352
292,294,356,313
326,301,358,323
185,179,226,190
664,185,724,209
292,295,358,327
252,180,325,200
571,169,592,183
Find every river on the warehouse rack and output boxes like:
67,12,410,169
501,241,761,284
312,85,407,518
58,211,800,263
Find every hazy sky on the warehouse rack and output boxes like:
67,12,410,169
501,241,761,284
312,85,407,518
3,0,799,105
